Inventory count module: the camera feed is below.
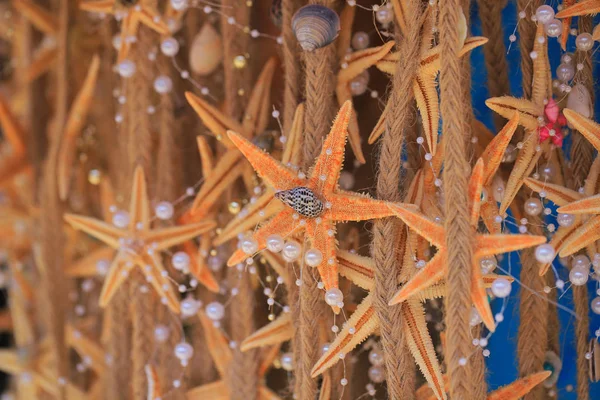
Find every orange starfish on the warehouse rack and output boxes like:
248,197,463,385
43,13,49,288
485,23,552,214
387,159,547,331
186,311,282,400
225,101,398,300
64,166,215,313
0,93,30,188
80,0,169,62
556,0,576,50
556,0,600,19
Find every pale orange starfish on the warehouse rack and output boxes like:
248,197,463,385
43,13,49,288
387,159,547,331
225,101,398,299
80,0,169,62
64,166,215,313
485,23,552,214
186,311,282,399
0,93,30,188
556,1,576,50
556,0,600,19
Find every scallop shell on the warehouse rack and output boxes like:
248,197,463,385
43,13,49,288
589,338,599,382
566,83,593,124
190,23,223,76
292,5,340,52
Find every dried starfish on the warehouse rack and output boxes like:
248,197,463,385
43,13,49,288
145,364,161,400
184,57,278,218
557,0,576,50
186,311,281,400
0,93,30,189
485,23,552,214
57,54,101,200
388,159,547,331
65,323,107,378
64,166,215,313
80,0,169,62
11,0,58,81
226,101,398,301
370,35,488,155
556,0,600,19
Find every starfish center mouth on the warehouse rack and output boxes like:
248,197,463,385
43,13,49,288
275,187,324,218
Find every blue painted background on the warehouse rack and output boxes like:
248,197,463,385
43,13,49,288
468,2,600,398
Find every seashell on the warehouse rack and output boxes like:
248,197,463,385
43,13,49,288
566,83,593,126
458,9,467,45
542,351,562,387
189,23,223,76
292,5,340,52
275,187,324,218
589,338,600,382
270,0,283,28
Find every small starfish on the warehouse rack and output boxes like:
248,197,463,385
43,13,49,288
65,323,107,379
225,101,398,300
186,311,282,400
57,54,101,200
64,166,216,313
370,34,488,155
556,1,576,50
145,364,161,400
485,23,553,214
387,159,547,331
0,93,30,188
556,0,600,19
80,0,169,62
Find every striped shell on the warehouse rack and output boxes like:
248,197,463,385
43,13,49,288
275,187,324,218
292,5,340,52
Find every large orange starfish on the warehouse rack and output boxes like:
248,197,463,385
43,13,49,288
64,166,215,313
387,159,547,331
225,101,397,299
80,0,169,62
556,0,600,19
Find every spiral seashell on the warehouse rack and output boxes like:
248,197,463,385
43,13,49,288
566,83,593,124
542,351,562,388
189,23,223,76
292,5,340,52
275,187,324,218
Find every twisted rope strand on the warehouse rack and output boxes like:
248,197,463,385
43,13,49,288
282,0,301,135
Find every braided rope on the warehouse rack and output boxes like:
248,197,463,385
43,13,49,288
282,0,301,135
516,0,540,101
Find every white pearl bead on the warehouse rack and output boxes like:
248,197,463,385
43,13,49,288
557,213,575,227
206,301,225,321
282,240,301,261
154,201,174,220
556,63,575,82
351,31,369,50
491,278,511,298
339,171,355,190
305,248,323,267
241,237,259,255
576,33,594,51
117,60,136,78
160,37,180,57
591,297,600,314
112,210,130,228
280,352,294,371
171,251,190,271
524,197,542,216
266,234,284,253
535,5,555,25
368,347,384,366
375,5,393,25
350,70,369,96
170,0,188,11
535,244,555,263
154,325,170,342
174,342,194,362
545,19,562,38
321,342,330,354
368,365,386,383
324,288,343,306
153,75,173,94
180,297,201,317
480,257,497,274
96,259,109,276
572,255,590,270
569,266,589,286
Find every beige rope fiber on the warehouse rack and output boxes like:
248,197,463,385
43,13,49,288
516,0,540,101
282,0,301,134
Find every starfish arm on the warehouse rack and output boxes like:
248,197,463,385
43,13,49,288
65,324,106,376
318,375,331,400
196,136,214,177
474,234,547,258
337,250,375,290
141,253,180,314
468,159,484,227
129,166,151,229
487,371,551,400
26,46,58,82
414,74,439,155
558,193,600,214
242,57,277,136
282,104,304,166
560,215,600,256
0,94,26,156
0,350,24,375
65,246,115,277
8,289,33,346
197,311,233,377
183,240,219,293
240,313,292,351
328,192,397,222
64,214,124,248
32,371,60,397
311,293,378,377
391,0,409,36
79,0,115,13
419,36,489,77
258,386,283,400
309,101,353,194
13,0,58,35
58,55,101,200
98,251,133,307
307,220,339,292
560,1,575,49
145,364,161,400
538,224,580,275
389,252,446,305
100,178,116,221
144,220,216,251
336,4,355,60
338,42,396,85
367,99,390,144
136,7,170,35
531,24,551,105
584,156,600,196
523,178,582,206
481,114,520,185
387,203,445,247
403,300,447,400
116,14,136,62
186,381,229,400
485,97,542,131
258,344,282,378
555,0,600,17
480,198,501,234
563,109,600,152
185,91,247,146
471,259,495,332
227,131,305,191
